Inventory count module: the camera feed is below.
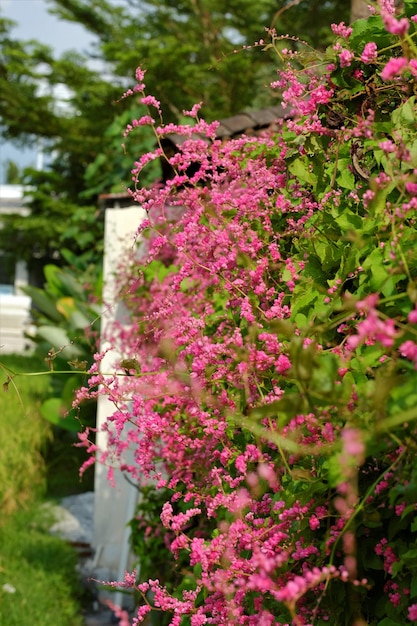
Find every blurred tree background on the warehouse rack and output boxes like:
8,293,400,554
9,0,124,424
0,0,353,267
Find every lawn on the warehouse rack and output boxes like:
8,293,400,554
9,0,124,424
0,353,51,515
0,353,94,504
0,352,90,626
0,506,84,626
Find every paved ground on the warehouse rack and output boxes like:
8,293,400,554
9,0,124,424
46,492,136,626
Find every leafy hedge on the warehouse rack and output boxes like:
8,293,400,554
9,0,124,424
77,2,417,624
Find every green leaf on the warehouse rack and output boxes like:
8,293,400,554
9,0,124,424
334,210,363,233
290,288,319,321
377,619,405,626
350,15,388,49
411,574,417,598
288,157,317,185
397,547,417,564
36,326,84,359
40,398,80,432
392,96,416,128
362,248,390,292
336,159,355,190
21,285,63,323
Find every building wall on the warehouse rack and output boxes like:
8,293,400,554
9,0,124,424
0,185,32,353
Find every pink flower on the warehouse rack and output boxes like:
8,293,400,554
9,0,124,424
409,604,417,621
381,57,408,80
379,139,396,153
339,48,355,67
104,601,131,626
135,66,146,82
347,311,397,350
331,22,353,38
235,454,247,474
160,502,173,528
276,354,292,373
309,515,320,531
141,95,161,111
399,340,417,368
409,59,417,77
241,297,256,323
383,13,409,36
406,182,417,195
183,102,203,118
395,502,406,516
342,428,365,459
361,42,378,64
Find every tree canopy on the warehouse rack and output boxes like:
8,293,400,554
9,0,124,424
0,0,351,263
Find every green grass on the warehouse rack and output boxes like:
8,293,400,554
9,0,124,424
0,353,92,625
0,353,94,505
0,505,84,626
0,353,52,514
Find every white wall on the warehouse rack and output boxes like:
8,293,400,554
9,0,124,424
0,294,32,354
0,185,32,354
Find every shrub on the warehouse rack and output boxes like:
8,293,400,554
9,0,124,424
77,2,417,624
23,248,101,432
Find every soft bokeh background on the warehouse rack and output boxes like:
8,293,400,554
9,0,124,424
0,0,94,182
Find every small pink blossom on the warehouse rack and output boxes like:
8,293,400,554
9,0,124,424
104,601,131,626
379,139,396,153
183,102,203,118
383,13,409,36
381,57,408,80
406,182,417,195
410,60,417,78
409,604,417,621
276,354,292,373
347,311,397,350
331,22,353,38
135,66,146,83
399,340,417,369
160,502,173,528
395,501,406,516
361,42,378,64
339,48,355,67
141,95,161,111
380,0,395,14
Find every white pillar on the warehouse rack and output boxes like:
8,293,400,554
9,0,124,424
93,205,146,596
14,260,29,295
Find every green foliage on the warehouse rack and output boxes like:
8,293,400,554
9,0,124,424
0,0,349,266
94,4,417,622
22,249,101,432
4,159,22,184
0,352,94,507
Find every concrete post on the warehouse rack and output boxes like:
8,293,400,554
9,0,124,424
93,205,146,598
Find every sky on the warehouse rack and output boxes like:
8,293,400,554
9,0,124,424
0,0,95,183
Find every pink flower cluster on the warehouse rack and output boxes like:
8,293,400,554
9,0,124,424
346,295,398,351
74,6,417,622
